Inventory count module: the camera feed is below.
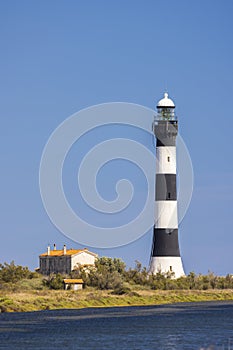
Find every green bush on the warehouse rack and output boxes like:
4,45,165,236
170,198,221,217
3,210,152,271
16,277,45,291
76,257,126,290
43,274,64,290
88,270,123,290
112,284,130,295
0,261,36,283
95,257,126,274
124,261,148,286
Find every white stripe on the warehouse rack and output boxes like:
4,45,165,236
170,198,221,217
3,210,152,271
156,146,176,174
149,256,185,278
155,201,178,228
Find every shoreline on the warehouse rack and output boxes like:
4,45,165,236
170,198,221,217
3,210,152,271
1,289,233,313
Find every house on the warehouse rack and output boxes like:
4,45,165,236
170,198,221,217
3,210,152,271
39,244,98,275
63,278,84,291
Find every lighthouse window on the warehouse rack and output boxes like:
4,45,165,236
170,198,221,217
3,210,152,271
170,266,173,272
168,192,171,199
167,156,170,162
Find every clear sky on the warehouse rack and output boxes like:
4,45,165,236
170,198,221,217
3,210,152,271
1,0,233,275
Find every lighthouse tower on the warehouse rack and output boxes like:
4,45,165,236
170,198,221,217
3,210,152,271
149,93,185,278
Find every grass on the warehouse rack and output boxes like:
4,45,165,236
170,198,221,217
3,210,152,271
0,288,233,312
0,276,232,313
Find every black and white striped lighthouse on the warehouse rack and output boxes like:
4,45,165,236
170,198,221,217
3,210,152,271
149,93,185,278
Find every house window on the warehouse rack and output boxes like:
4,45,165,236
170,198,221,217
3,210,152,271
167,156,170,162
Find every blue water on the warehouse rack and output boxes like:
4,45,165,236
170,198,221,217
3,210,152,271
0,301,233,350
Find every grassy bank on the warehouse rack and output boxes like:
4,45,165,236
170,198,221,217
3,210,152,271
1,289,233,313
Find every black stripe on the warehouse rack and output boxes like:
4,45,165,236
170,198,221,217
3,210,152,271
152,228,181,257
156,174,177,200
154,120,178,147
156,138,176,147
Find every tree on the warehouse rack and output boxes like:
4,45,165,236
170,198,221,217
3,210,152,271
94,257,126,274
0,261,34,283
80,257,126,290
124,260,148,286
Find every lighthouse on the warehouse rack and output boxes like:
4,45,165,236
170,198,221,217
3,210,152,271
149,93,185,278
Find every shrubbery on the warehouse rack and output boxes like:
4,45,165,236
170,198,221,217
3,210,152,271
71,257,126,293
43,273,64,290
0,258,233,292
0,261,37,284
70,258,233,291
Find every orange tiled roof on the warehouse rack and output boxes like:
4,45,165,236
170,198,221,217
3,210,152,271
63,279,84,284
40,249,83,257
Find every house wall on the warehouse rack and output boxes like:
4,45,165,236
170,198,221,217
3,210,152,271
71,251,96,270
73,284,83,291
64,283,83,291
40,256,71,275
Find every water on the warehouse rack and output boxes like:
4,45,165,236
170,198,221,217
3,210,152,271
0,301,233,350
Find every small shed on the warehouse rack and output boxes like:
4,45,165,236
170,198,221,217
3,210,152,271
63,278,84,291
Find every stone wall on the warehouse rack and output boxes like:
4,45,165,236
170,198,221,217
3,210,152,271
40,255,71,275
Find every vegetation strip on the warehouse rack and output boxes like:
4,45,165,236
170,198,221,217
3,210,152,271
1,289,233,313
0,259,232,312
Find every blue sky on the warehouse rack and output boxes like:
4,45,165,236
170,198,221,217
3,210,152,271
1,1,233,274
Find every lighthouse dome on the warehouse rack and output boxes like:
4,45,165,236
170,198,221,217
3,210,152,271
157,92,175,108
